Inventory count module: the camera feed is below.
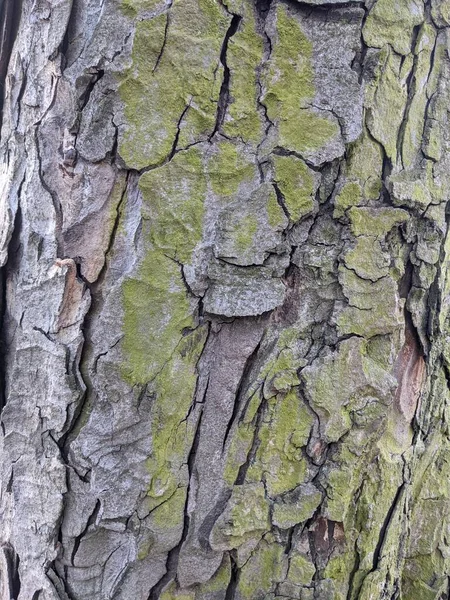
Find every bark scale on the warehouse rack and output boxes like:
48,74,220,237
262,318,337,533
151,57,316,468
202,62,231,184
0,0,449,599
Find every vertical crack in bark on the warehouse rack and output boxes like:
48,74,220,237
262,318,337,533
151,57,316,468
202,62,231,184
0,543,21,600
152,5,173,74
34,126,65,257
147,411,204,600
60,0,76,65
0,0,22,134
396,24,423,170
272,181,291,221
235,393,268,486
211,13,242,137
70,499,101,566
370,484,405,575
0,197,22,416
224,553,239,600
61,171,130,453
78,69,105,112
169,101,191,160
222,336,263,452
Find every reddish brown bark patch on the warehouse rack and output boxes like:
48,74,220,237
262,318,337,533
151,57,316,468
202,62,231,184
393,319,425,424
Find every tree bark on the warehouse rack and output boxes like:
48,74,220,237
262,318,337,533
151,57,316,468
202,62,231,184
0,0,449,598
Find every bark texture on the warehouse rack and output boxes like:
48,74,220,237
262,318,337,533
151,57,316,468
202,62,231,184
0,0,450,599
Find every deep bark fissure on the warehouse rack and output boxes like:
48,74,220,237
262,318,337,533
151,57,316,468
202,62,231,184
147,410,205,600
60,170,130,455
222,335,263,451
152,7,172,73
396,24,424,169
212,14,242,137
78,69,105,112
0,0,22,130
371,484,405,574
224,553,239,600
70,499,101,566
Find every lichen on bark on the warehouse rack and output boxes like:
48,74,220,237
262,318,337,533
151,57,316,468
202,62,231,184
0,0,450,599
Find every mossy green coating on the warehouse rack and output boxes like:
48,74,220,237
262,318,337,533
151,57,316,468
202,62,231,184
145,327,208,508
208,140,256,198
122,148,206,385
337,269,404,338
151,486,187,528
263,4,339,156
389,161,447,210
119,0,230,170
237,538,286,599
160,581,195,600
210,483,269,550
234,214,259,253
344,452,404,597
400,440,450,599
346,128,383,198
302,337,395,443
401,23,436,170
120,147,210,513
363,0,424,56
287,555,316,586
365,47,409,161
223,389,263,486
121,0,164,16
273,155,317,222
272,484,322,529
140,148,206,263
348,207,408,239
222,2,264,143
195,555,231,598
343,205,407,282
246,389,311,496
122,257,192,385
215,183,286,265
344,237,390,282
224,327,310,486
333,128,383,219
333,182,362,220
266,186,286,229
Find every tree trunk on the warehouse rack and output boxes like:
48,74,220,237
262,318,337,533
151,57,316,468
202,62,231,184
0,0,449,598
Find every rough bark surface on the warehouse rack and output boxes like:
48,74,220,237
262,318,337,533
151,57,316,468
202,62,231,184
0,0,450,599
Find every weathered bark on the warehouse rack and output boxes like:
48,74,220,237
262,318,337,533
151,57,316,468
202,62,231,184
0,0,449,598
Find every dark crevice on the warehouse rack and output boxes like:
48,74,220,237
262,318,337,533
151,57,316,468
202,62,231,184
0,0,22,133
371,484,405,573
345,538,361,600
60,172,130,454
47,566,77,600
1,543,21,600
224,553,239,600
0,201,22,415
222,336,263,452
60,0,77,64
35,127,64,256
396,23,422,169
152,8,172,73
211,14,242,138
71,500,101,565
235,394,268,485
169,102,191,160
78,69,105,111
147,411,204,600
272,181,291,221
255,0,272,19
